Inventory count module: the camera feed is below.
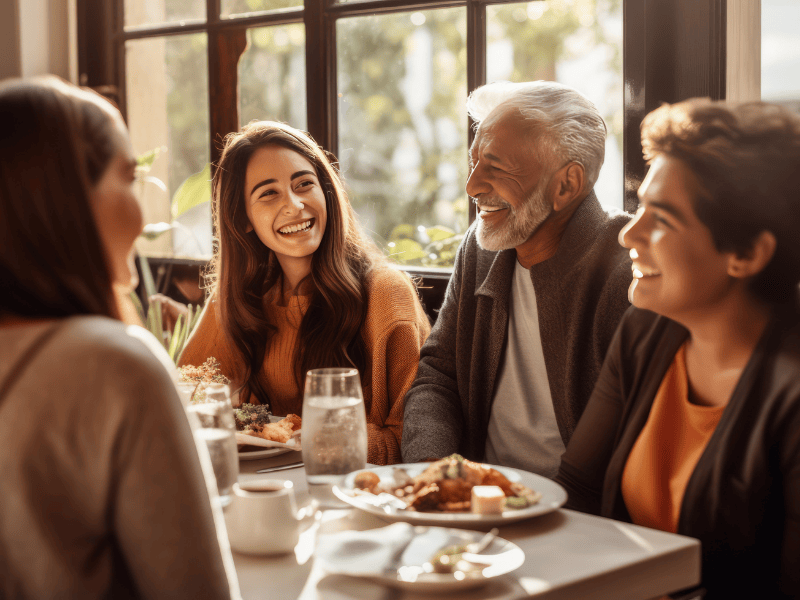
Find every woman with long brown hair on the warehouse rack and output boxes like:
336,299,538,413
179,121,430,466
0,77,238,599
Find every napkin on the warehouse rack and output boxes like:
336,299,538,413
314,523,454,576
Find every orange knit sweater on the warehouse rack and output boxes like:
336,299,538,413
178,266,431,465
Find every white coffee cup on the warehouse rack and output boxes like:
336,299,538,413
224,479,300,555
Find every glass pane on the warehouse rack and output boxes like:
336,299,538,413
124,0,205,30
338,8,468,269
126,34,212,259
762,0,800,109
239,24,306,128
222,0,302,19
487,0,624,212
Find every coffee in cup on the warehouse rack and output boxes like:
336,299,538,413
225,479,300,555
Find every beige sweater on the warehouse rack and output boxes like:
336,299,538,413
180,266,431,465
0,316,239,600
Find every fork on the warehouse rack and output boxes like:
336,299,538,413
465,527,499,554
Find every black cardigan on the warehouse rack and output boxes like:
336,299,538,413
556,306,800,600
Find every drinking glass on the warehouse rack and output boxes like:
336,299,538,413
185,383,239,508
302,368,368,508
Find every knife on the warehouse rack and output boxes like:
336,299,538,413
256,461,304,473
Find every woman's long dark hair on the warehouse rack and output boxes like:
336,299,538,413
0,77,120,319
208,121,386,405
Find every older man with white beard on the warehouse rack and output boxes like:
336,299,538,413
401,81,632,477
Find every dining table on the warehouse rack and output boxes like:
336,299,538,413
233,451,701,600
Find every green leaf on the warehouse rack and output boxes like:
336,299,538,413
389,223,415,241
171,163,212,220
168,314,184,362
388,238,426,262
426,225,456,242
141,222,173,241
138,253,157,300
129,291,145,324
154,299,164,347
135,147,164,172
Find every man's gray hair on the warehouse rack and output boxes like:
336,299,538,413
467,80,607,191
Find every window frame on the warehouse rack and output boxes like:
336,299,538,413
77,0,728,271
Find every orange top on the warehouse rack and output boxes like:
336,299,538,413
621,343,725,533
179,266,431,465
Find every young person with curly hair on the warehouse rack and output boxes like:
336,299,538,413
556,99,800,599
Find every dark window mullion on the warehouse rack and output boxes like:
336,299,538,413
119,10,304,41
326,0,463,17
207,0,249,170
466,0,486,225
114,0,127,121
306,0,337,153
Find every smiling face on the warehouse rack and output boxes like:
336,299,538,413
466,106,554,251
619,154,738,323
244,144,327,282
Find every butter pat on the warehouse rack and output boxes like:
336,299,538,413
471,485,506,514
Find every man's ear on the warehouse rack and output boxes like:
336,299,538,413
551,162,585,212
727,230,777,279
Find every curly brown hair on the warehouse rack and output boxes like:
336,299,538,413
641,98,800,305
207,121,387,405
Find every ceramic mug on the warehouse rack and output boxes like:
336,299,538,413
224,479,300,555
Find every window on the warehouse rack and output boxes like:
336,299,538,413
102,0,623,267
762,0,800,110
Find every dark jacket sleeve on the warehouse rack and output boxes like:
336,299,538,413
780,401,800,596
556,308,631,515
401,234,469,462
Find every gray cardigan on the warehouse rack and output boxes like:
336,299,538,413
402,192,632,463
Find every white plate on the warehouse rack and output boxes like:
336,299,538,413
235,414,300,450
333,462,567,527
372,527,524,592
234,431,299,449
237,446,294,461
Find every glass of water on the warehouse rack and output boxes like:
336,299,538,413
185,383,239,509
302,368,368,508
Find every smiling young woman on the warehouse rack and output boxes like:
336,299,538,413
179,121,430,466
556,98,800,599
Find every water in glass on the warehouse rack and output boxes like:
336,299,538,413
302,369,367,507
185,383,239,508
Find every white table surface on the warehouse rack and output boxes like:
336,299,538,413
233,452,701,600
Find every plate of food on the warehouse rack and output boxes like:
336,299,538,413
235,409,302,459
332,454,567,526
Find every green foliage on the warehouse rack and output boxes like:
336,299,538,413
142,0,621,268
131,255,202,363
138,252,158,299
135,147,165,172
164,33,210,205
239,23,306,128
171,163,212,220
386,221,463,268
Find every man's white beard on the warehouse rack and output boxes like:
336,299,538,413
475,181,552,252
